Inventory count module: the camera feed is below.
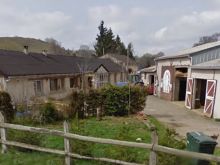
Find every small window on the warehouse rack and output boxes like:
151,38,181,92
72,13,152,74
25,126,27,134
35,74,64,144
50,79,58,91
114,73,117,83
50,78,65,91
70,77,77,88
34,80,43,96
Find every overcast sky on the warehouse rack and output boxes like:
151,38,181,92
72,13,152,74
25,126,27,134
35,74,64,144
1,0,220,56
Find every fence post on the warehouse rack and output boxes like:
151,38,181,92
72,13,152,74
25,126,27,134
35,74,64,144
63,120,71,165
0,112,7,153
149,128,158,165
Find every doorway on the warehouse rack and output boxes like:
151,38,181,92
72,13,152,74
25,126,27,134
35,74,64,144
194,79,207,108
178,78,187,101
149,75,155,85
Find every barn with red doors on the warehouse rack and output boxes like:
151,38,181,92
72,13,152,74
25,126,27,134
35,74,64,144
187,59,220,119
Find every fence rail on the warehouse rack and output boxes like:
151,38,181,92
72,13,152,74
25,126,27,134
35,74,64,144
0,113,220,165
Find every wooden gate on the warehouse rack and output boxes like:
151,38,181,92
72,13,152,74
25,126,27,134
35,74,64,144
204,80,217,118
185,78,193,109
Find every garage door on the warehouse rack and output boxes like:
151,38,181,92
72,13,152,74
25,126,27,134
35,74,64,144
185,78,193,109
204,80,217,117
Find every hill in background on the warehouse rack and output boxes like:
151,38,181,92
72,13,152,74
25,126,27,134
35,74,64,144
0,37,74,55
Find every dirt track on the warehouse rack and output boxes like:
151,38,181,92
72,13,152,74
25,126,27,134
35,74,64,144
144,96,220,146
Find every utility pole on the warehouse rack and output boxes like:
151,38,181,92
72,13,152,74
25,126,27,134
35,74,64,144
127,49,131,116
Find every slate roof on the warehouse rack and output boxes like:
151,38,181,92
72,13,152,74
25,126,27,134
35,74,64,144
0,49,123,77
156,41,220,60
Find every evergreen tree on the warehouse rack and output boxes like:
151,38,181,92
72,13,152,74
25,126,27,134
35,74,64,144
115,35,127,55
105,28,116,53
94,21,108,56
94,20,134,57
127,42,134,59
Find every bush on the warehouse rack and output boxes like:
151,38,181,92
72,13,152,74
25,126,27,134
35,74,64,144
38,102,58,124
101,85,147,116
70,85,147,117
85,90,101,116
0,91,15,122
70,91,85,119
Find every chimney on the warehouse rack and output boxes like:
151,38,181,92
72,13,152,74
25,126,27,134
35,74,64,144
23,45,28,55
42,50,47,56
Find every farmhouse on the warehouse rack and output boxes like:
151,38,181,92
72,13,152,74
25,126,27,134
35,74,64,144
155,41,220,118
0,48,126,104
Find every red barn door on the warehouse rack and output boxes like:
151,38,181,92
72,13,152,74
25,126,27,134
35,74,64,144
204,80,216,118
185,78,193,109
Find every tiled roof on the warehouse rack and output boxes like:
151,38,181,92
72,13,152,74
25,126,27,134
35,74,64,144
0,49,123,77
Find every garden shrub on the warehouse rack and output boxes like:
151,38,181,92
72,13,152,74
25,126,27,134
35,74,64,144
70,91,85,119
70,85,147,117
85,89,101,116
38,102,58,124
0,91,15,122
101,85,147,116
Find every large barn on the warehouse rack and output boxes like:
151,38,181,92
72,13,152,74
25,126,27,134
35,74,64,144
155,41,220,118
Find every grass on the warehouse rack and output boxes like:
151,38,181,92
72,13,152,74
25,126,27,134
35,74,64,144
0,116,153,164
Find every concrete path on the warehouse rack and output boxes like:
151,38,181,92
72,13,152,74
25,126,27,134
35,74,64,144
144,96,220,146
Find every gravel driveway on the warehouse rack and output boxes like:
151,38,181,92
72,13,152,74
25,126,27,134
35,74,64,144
144,95,220,146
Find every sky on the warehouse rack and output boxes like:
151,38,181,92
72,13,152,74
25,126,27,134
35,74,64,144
1,0,220,56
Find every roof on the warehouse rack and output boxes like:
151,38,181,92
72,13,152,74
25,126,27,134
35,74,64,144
101,53,137,65
0,49,123,77
139,66,156,73
191,58,220,70
157,41,220,60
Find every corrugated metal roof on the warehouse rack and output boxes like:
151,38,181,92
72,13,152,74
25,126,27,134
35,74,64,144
191,58,220,70
157,41,220,60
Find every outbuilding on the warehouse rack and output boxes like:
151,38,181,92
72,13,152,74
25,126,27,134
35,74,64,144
155,41,220,105
187,59,220,119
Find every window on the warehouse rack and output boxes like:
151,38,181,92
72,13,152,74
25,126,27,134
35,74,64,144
70,77,77,88
50,78,65,91
34,80,43,96
50,79,58,91
163,70,171,93
114,73,117,83
96,73,109,88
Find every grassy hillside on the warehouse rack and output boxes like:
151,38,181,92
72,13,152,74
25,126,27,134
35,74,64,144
0,37,72,55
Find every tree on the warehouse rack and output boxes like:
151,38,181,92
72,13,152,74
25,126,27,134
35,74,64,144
127,42,134,59
193,33,220,47
94,21,108,56
94,20,133,56
45,38,67,55
115,35,127,55
136,52,164,69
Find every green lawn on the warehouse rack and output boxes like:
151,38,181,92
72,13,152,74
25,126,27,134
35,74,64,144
1,116,218,165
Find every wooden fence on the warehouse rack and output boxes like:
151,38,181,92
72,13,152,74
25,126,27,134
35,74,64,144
0,113,220,165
